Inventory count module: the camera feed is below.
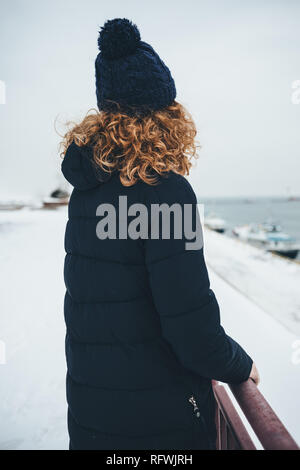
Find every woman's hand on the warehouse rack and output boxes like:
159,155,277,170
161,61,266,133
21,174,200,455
249,362,260,385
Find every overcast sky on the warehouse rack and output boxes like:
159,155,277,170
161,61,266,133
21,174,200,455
0,0,299,199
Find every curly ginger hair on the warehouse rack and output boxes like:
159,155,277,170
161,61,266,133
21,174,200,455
61,101,199,186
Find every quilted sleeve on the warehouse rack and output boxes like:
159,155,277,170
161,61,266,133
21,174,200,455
144,176,253,384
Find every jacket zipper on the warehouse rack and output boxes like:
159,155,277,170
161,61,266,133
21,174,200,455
189,395,201,418
189,393,215,449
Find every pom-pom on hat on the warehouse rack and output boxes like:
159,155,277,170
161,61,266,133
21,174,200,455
95,18,176,114
97,18,141,60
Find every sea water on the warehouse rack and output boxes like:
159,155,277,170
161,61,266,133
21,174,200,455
200,197,300,259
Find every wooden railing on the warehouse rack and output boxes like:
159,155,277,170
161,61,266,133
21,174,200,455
212,379,299,450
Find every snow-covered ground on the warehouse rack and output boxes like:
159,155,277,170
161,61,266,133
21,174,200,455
0,209,299,449
204,228,300,335
0,209,67,450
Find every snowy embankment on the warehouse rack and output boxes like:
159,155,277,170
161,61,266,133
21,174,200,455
0,209,299,449
204,228,300,335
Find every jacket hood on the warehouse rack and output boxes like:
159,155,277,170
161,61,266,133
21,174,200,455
61,142,111,191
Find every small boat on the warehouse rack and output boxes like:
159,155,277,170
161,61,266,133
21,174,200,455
288,196,300,202
233,222,300,259
43,197,69,209
43,189,69,209
205,213,227,233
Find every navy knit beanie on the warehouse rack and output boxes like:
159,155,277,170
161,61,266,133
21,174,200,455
95,18,176,114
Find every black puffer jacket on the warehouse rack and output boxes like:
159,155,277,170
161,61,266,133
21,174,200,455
62,142,253,450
